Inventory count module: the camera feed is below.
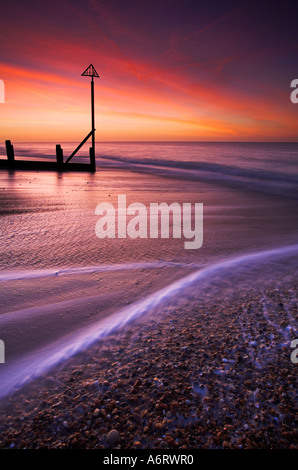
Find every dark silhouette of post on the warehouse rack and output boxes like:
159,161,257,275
91,75,95,158
90,73,96,172
5,140,14,167
90,147,95,172
82,64,99,172
65,65,99,172
56,144,63,170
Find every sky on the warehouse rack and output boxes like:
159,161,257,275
1,0,298,142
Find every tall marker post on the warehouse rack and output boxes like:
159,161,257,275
83,64,99,171
91,74,95,164
65,64,99,172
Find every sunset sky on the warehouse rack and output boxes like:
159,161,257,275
1,0,298,142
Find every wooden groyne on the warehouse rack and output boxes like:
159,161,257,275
0,65,100,173
0,140,96,172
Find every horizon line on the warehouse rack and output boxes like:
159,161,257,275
3,140,298,144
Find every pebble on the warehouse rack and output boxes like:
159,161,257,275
0,283,296,449
106,429,120,446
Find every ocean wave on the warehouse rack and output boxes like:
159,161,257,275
0,260,189,283
99,154,298,198
0,243,297,399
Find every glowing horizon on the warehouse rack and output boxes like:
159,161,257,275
1,0,298,143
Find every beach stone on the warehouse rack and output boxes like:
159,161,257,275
106,429,120,446
74,405,85,415
133,440,142,448
164,435,176,447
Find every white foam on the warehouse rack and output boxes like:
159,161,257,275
0,260,186,283
0,243,297,399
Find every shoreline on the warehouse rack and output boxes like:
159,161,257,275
0,279,297,449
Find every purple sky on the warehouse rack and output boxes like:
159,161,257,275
1,0,298,141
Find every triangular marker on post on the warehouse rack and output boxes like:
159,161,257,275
81,64,99,78
65,64,99,171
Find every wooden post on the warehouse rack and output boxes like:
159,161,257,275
89,146,96,172
81,65,99,172
5,140,14,166
56,144,63,170
91,76,95,159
